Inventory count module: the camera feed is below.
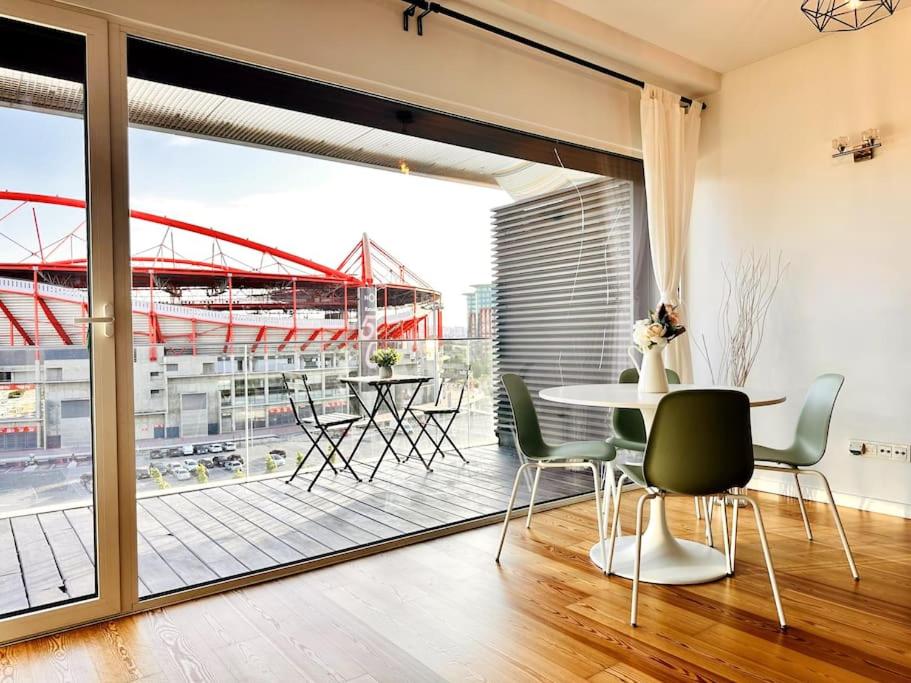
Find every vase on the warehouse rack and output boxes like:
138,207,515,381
637,348,669,394
379,365,393,379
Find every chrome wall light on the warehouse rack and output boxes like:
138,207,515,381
832,129,882,162
802,0,901,32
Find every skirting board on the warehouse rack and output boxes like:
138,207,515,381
748,473,911,520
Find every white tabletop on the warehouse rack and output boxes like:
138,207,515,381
539,383,786,410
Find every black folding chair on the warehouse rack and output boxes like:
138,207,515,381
407,367,471,467
282,372,362,491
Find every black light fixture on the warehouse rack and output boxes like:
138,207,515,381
802,0,901,32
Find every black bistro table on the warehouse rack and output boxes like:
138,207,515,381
339,374,433,481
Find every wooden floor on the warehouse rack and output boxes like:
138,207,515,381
1,445,593,612
2,488,909,681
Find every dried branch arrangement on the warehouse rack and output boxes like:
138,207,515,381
696,251,789,387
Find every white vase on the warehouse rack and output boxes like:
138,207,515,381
637,348,669,394
379,365,393,379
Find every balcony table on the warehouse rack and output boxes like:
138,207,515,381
539,383,785,585
340,374,434,481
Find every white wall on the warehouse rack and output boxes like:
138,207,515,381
690,10,911,516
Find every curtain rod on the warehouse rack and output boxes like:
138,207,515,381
400,1,705,110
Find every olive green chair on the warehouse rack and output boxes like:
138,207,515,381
496,373,615,571
744,373,858,580
607,389,786,629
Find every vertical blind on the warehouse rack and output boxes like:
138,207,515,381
493,177,641,445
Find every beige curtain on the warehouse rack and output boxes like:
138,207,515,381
640,84,702,382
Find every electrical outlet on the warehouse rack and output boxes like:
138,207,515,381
892,444,909,462
877,443,893,459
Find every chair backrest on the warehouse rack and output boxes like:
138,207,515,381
500,373,547,459
612,367,681,443
282,372,318,427
791,374,845,466
643,389,754,495
453,365,472,411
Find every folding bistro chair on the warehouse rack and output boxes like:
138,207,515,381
407,366,470,467
282,372,362,491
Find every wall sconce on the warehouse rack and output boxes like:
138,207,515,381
832,128,881,162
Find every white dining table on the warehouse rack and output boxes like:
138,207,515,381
539,383,785,585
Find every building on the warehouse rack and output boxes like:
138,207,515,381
463,284,494,338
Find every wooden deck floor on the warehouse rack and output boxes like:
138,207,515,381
0,445,593,613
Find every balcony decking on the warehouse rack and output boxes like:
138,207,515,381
0,445,594,612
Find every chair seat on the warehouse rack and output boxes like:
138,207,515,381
304,412,360,427
753,444,807,468
410,403,459,415
617,462,647,487
607,435,647,453
535,440,616,463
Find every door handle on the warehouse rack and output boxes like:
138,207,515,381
75,303,114,338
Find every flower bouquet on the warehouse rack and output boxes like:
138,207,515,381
630,304,686,393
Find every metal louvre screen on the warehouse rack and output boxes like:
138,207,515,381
493,177,638,445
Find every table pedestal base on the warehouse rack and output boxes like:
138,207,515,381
590,495,728,585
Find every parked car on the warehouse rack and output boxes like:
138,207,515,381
269,448,286,457
194,444,210,455
149,449,164,460
223,442,236,451
168,447,184,458
208,443,223,453
181,444,195,456
224,460,243,473
136,468,151,480
212,455,231,467
269,453,286,467
172,465,191,481
198,457,214,469
183,458,198,470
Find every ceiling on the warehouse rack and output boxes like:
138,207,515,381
551,0,870,73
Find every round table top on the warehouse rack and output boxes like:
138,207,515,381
539,383,786,410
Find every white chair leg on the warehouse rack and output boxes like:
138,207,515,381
630,492,655,626
600,462,615,537
730,496,739,574
719,494,732,575
589,463,607,575
694,496,702,520
804,469,860,580
793,471,813,540
732,493,787,629
606,474,628,574
495,463,530,562
703,497,714,547
525,467,541,529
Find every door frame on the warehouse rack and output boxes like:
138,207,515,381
0,0,121,644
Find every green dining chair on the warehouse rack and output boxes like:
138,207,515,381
607,389,786,629
496,373,615,571
744,373,858,580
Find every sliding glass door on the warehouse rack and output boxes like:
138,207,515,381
0,1,120,643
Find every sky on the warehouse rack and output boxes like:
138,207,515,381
0,106,506,328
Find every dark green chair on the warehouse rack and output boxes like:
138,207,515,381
606,367,681,458
496,373,615,571
607,389,786,628
747,374,857,580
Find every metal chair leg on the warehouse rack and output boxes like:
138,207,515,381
630,491,655,626
601,461,615,538
719,494,732,575
435,414,469,463
804,469,860,580
606,474,629,574
589,463,607,575
495,463,530,562
793,471,813,540
731,493,787,629
703,496,714,547
730,496,739,574
525,467,541,529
